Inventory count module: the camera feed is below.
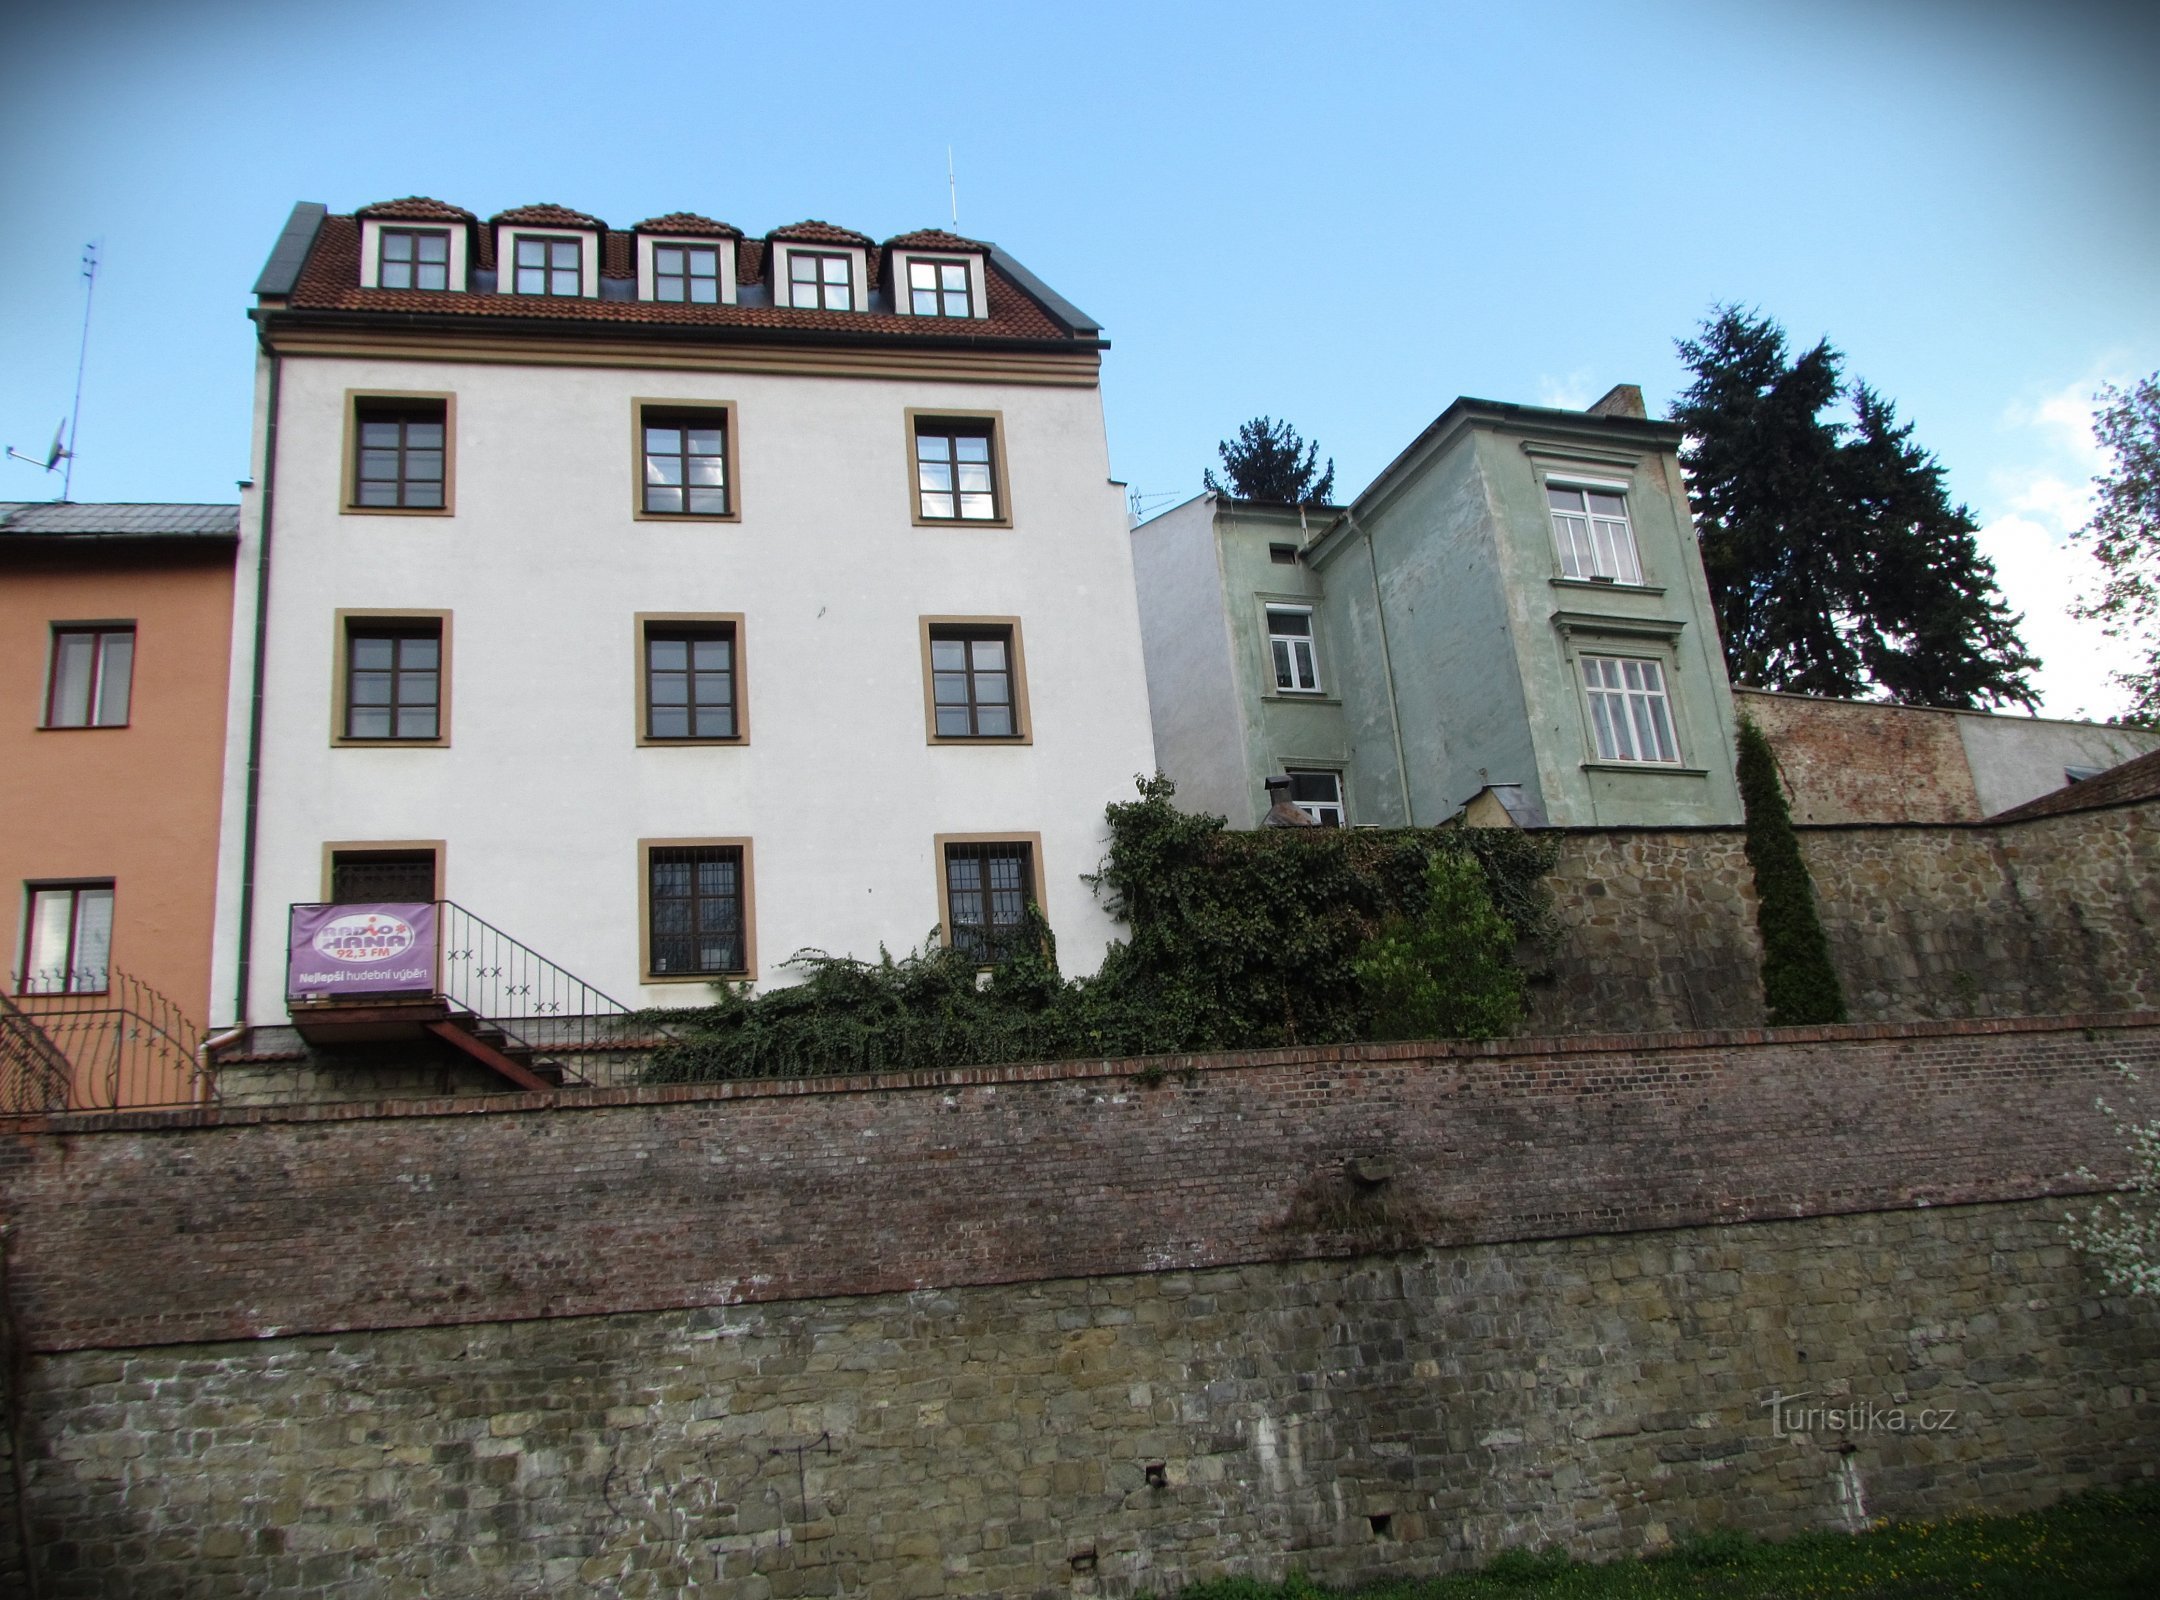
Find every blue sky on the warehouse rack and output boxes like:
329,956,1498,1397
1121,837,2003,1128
4,0,2155,715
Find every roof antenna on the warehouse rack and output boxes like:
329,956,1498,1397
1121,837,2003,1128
6,242,97,501
947,146,958,228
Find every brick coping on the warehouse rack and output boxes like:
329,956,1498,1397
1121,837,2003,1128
10,1010,2155,1137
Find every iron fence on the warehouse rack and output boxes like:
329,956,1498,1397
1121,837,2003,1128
1,969,213,1112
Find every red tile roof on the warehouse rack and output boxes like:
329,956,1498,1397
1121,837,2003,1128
767,220,876,247
356,197,477,223
885,229,989,252
634,212,742,238
283,215,1081,343
490,203,606,230
1986,745,2160,822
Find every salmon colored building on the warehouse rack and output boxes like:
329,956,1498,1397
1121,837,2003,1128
0,501,238,1107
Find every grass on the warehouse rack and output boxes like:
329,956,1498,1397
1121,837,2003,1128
1166,1481,2160,1599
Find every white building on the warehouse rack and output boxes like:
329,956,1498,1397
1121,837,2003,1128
211,199,1154,1046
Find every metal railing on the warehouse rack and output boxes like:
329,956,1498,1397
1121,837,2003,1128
1,969,213,1112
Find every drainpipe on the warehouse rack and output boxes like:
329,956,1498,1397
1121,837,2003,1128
1355,512,1414,825
231,345,282,1027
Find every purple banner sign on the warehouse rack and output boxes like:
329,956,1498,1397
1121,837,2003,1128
287,903,438,1001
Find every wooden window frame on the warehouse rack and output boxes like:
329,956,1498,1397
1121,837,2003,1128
331,610,452,748
511,232,585,298
905,409,1012,529
906,257,975,318
377,227,452,291
784,250,855,311
933,833,1046,965
639,838,758,984
635,613,749,746
319,842,447,902
42,623,134,729
652,242,723,304
631,400,741,522
17,880,115,997
342,390,455,516
919,616,1031,745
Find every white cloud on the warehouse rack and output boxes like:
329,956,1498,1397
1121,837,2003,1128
1536,370,1595,411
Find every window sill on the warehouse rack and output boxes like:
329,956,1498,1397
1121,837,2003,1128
1549,576,1664,597
927,734,1034,747
36,722,129,732
332,738,451,750
912,516,1015,531
1263,692,1341,706
341,505,453,518
633,510,741,525
637,736,748,749
1580,761,1709,778
643,969,752,985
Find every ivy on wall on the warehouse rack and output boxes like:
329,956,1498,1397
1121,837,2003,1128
644,775,1556,1082
1735,716,1849,1026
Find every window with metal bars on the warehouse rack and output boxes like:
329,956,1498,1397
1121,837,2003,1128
44,625,133,728
513,235,582,297
915,421,998,521
646,845,746,976
943,842,1034,964
907,258,973,316
653,243,721,303
378,228,450,291
641,411,729,516
353,402,446,508
329,850,437,903
786,251,853,311
928,625,1018,739
19,881,113,995
644,624,738,740
1581,654,1680,763
344,622,442,741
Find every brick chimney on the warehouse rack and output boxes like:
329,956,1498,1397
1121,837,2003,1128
1586,383,1647,420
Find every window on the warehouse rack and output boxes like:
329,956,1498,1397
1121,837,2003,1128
908,258,973,317
941,840,1036,964
642,621,740,742
925,622,1024,740
1548,484,1642,584
914,419,1000,522
378,228,450,291
1269,543,1298,564
1581,655,1680,764
341,619,444,742
1285,770,1345,827
44,626,133,728
1267,607,1320,693
787,251,853,311
644,843,750,978
513,235,582,297
640,409,731,516
20,882,113,995
351,399,447,509
653,243,721,303
328,848,438,903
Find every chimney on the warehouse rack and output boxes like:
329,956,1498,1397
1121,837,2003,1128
1586,383,1646,420
1260,775,1318,828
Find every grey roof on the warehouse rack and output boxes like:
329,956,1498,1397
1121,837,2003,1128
0,502,241,540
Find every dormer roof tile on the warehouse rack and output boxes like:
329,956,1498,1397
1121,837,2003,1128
885,228,989,252
634,212,743,238
767,220,876,247
356,197,477,223
490,203,606,230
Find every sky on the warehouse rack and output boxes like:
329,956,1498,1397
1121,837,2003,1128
3,0,2156,717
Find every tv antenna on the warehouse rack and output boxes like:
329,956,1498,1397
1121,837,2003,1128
947,146,958,227
6,242,98,500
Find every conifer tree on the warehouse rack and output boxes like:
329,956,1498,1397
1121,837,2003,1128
1673,308,2038,709
1204,417,1336,503
2072,374,2160,725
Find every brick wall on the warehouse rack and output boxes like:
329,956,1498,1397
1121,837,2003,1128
1735,690,1980,823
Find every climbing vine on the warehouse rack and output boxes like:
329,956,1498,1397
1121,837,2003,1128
643,775,1556,1082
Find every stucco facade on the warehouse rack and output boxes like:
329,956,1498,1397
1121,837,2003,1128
212,202,1154,1030
1133,390,1743,829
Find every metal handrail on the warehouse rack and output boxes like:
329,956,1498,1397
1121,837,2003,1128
2,968,212,1111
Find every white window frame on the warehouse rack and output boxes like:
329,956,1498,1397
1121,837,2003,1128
495,228,599,298
1580,653,1681,764
20,881,114,995
1266,605,1321,694
637,235,738,304
1547,477,1643,585
359,219,469,291
774,244,868,312
1285,769,1345,827
892,250,991,320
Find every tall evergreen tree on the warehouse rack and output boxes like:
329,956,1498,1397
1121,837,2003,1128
2071,374,2160,726
1672,308,2038,709
1204,416,1336,503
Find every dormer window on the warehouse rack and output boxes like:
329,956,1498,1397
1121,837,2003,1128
908,259,973,317
654,244,721,304
513,235,583,297
378,228,450,291
787,252,854,311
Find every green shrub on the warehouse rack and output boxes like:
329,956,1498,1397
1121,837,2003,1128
1735,716,1847,1026
1354,850,1525,1041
